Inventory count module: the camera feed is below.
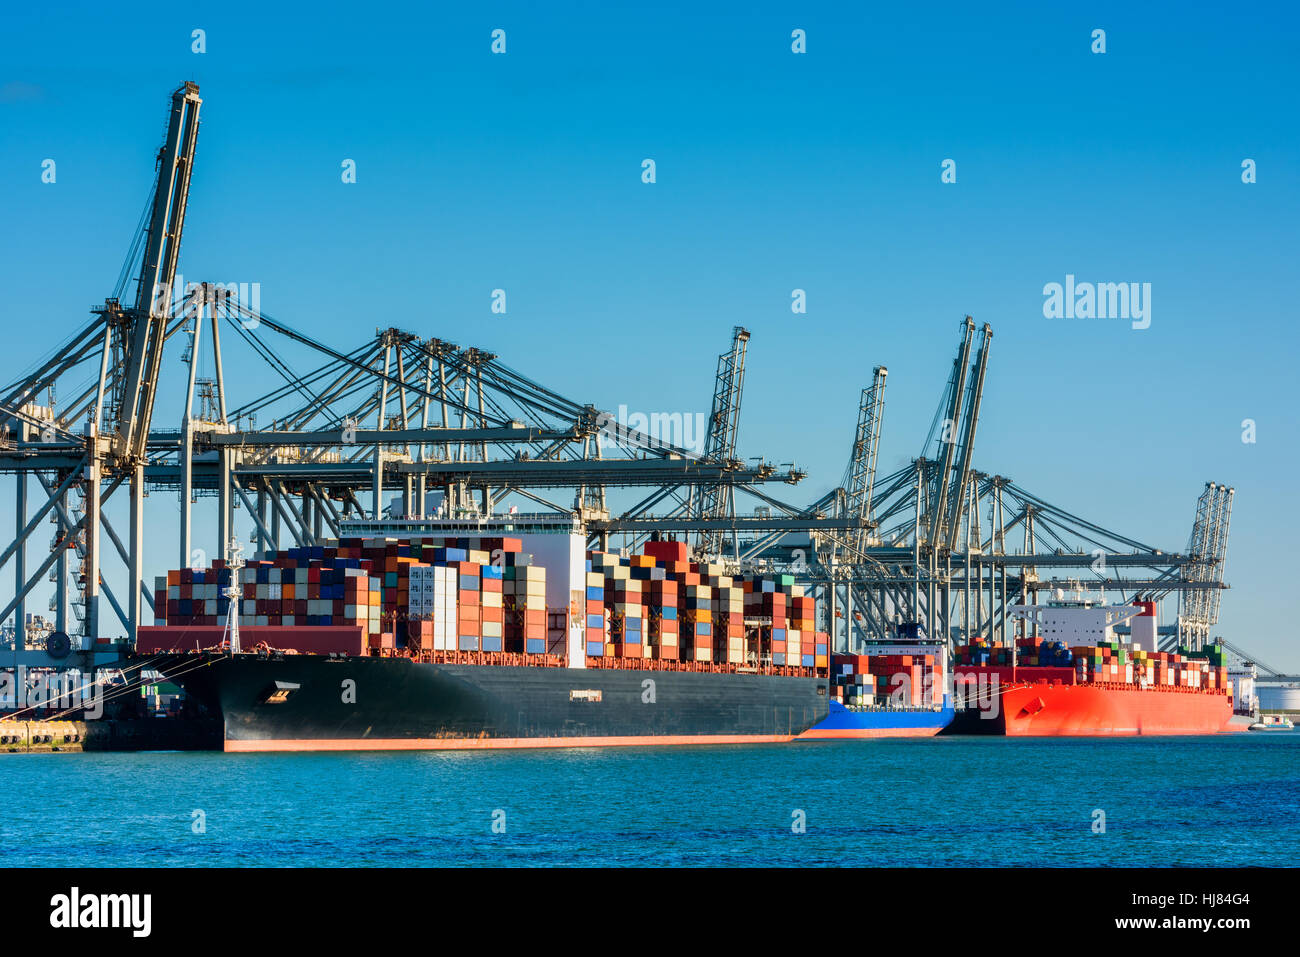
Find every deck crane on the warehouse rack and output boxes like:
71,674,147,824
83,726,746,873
696,326,750,558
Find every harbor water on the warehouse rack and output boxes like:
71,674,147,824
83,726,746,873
3,734,1297,867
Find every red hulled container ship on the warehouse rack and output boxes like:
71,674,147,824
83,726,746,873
946,591,1241,736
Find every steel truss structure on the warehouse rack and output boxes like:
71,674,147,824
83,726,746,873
0,81,1247,677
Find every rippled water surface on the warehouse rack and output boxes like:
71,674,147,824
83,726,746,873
3,734,1296,866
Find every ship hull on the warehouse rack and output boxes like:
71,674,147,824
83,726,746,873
144,653,831,752
948,681,1238,736
798,699,954,739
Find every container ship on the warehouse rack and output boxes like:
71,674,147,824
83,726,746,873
945,591,1241,736
799,630,954,738
132,519,837,751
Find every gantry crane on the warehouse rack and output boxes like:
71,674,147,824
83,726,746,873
0,82,201,652
845,367,887,558
0,81,1267,685
1173,482,1234,650
696,326,750,557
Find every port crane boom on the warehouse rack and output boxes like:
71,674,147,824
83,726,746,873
697,326,750,557
113,82,202,464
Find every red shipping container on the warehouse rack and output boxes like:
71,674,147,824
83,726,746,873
643,540,689,563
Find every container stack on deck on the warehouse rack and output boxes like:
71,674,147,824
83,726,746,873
154,536,546,657
953,637,1011,666
1073,641,1229,693
585,540,828,673
831,652,942,708
151,536,828,676
505,559,548,655
947,635,1231,697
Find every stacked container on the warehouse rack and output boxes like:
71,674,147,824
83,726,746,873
406,564,457,650
832,654,874,706
583,564,606,657
1067,642,1226,692
505,559,547,654
154,535,831,676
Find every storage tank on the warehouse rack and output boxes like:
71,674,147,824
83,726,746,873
1258,684,1300,712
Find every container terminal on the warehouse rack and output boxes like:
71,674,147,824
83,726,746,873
0,81,1289,751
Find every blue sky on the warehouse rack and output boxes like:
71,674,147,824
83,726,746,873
1,2,1297,666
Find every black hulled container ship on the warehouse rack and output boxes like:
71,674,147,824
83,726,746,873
135,515,832,751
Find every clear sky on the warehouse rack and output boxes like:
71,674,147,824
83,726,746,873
1,2,1297,667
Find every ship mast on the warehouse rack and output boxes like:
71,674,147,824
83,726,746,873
221,538,244,654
